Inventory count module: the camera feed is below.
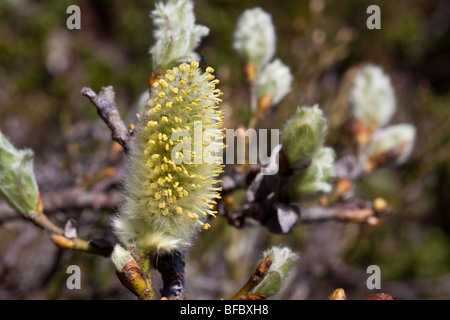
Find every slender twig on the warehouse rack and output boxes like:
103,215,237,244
242,62,260,129
220,190,387,228
1,186,112,257
27,211,64,234
24,209,113,256
299,200,389,225
50,234,112,257
81,86,132,154
247,77,259,129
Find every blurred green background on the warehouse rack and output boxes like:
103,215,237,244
0,0,449,299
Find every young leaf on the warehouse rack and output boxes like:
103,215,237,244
0,131,39,216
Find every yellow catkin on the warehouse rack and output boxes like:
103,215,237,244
113,62,225,254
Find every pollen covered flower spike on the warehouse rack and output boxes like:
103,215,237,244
113,61,225,254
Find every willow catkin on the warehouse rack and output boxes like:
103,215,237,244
113,61,225,253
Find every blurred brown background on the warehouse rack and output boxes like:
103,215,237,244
0,0,449,299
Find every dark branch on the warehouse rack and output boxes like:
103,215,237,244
154,251,186,300
81,86,132,154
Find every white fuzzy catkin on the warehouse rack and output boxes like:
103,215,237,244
366,124,416,165
113,61,225,254
150,0,209,71
258,59,293,105
233,7,276,69
350,64,396,128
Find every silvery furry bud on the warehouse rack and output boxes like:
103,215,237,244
250,246,298,298
111,244,154,299
282,105,327,167
113,61,225,254
290,147,336,201
258,59,293,106
350,64,396,129
111,244,135,272
0,130,39,216
364,124,416,171
233,7,276,69
150,0,209,71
